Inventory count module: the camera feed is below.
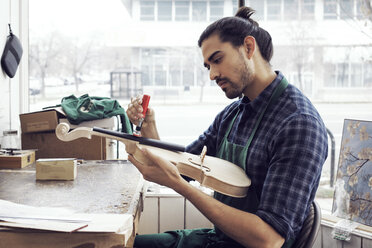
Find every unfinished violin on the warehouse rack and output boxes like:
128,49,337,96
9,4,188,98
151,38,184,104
55,123,251,198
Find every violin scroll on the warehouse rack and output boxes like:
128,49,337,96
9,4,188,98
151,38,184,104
55,123,93,142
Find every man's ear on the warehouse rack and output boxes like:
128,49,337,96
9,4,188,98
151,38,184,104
243,36,256,59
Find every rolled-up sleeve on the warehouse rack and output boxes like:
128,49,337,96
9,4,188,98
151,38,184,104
256,114,328,241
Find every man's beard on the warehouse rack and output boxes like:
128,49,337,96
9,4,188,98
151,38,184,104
218,60,253,99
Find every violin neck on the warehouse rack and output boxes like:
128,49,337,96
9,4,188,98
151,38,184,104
92,127,185,152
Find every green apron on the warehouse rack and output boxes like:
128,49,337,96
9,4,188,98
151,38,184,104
134,78,293,248
214,78,293,248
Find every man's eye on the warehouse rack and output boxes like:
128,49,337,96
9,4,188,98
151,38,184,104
214,57,221,64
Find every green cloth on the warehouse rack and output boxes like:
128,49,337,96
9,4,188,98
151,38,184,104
60,94,132,133
134,228,294,248
134,228,244,248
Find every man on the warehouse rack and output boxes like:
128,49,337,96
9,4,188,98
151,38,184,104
126,6,328,248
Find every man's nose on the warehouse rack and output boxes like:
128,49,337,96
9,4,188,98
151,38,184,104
209,66,220,81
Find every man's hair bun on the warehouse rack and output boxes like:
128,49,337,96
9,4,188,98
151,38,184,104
235,6,259,27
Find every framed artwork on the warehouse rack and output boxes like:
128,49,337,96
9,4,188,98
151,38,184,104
332,119,372,226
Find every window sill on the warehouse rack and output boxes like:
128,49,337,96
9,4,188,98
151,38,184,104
322,212,372,239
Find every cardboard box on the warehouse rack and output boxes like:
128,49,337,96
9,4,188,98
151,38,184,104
20,109,116,160
36,158,77,180
21,132,111,160
20,108,115,133
20,109,66,134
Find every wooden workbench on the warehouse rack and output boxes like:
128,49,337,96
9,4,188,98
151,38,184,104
0,160,146,248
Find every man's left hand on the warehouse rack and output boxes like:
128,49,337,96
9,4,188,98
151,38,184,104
128,148,185,189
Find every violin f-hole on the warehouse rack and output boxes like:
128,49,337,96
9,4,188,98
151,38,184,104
187,158,211,172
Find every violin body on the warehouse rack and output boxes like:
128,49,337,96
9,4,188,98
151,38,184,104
55,123,251,198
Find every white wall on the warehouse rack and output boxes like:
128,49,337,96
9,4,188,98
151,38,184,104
138,193,213,235
0,0,29,146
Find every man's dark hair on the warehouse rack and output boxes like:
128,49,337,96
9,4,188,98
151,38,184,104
198,6,273,62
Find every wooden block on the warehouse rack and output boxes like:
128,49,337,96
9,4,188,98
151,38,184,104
0,150,35,169
36,158,77,180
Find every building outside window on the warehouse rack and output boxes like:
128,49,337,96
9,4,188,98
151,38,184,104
284,0,299,20
301,0,315,20
324,0,362,20
324,0,337,19
266,0,281,20
158,0,172,21
340,0,354,19
169,57,182,86
249,0,264,20
175,0,190,21
209,0,224,21
356,0,363,19
232,0,239,14
154,59,167,86
324,46,372,88
192,1,207,21
140,0,155,20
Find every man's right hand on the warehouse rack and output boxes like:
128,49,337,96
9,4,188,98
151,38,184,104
126,95,158,139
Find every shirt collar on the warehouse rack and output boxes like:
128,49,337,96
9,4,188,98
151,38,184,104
238,71,284,113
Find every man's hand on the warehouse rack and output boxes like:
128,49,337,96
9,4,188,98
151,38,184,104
126,96,155,126
128,147,186,190
126,95,159,139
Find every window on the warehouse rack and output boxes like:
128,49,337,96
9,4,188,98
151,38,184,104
175,0,190,21
324,0,361,20
324,63,337,87
284,0,299,20
249,0,264,21
28,0,372,216
267,0,281,20
209,0,224,21
232,0,239,15
192,1,207,21
336,62,349,87
140,0,155,21
170,57,182,86
140,47,200,88
302,0,315,20
323,47,372,88
350,63,363,87
356,0,363,19
154,55,167,86
340,0,354,19
365,63,372,87
158,0,172,21
324,0,337,19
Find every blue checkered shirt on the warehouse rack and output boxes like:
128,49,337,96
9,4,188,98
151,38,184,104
186,71,328,241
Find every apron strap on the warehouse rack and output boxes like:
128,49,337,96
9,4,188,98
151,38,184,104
244,78,288,152
223,109,240,140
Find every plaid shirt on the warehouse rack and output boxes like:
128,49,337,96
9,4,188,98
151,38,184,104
186,71,328,241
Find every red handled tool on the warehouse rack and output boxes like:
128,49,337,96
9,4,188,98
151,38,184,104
133,94,151,137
